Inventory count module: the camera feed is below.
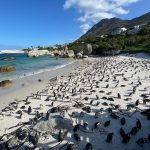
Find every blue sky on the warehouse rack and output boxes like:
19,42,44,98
0,0,149,49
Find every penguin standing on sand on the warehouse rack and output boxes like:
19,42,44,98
122,133,130,143
85,143,93,150
120,127,126,137
28,106,32,114
120,117,126,125
106,133,114,143
104,120,111,127
136,119,142,130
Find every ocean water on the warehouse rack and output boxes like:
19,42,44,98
0,53,74,81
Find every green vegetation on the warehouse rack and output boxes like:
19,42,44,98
23,25,150,55
68,26,150,55
22,45,63,52
67,42,85,54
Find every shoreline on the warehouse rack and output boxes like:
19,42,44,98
0,53,149,111
0,50,24,54
0,59,76,82
0,59,85,111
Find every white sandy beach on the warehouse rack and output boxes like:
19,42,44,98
0,50,24,54
0,60,82,111
0,54,150,150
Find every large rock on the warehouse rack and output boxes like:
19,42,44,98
0,80,12,88
53,50,63,57
0,66,16,72
34,113,73,133
53,50,75,58
27,50,50,57
28,49,75,58
76,52,83,58
83,44,93,55
82,55,89,58
65,50,75,58
0,57,16,61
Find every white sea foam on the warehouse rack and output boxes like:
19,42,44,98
15,60,76,80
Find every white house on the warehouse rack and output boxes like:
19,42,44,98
134,25,140,29
111,27,127,35
127,26,140,35
99,35,108,38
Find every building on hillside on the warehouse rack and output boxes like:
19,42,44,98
111,27,127,35
96,35,108,38
127,25,140,35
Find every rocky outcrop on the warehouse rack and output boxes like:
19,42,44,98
27,49,75,58
27,50,51,57
82,55,89,58
83,44,93,55
53,50,63,57
53,50,75,58
0,66,16,72
65,50,75,58
76,52,83,58
0,57,16,61
0,80,12,88
76,52,89,59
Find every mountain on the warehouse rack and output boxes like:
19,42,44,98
80,12,150,40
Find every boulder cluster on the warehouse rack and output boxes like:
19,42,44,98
27,50,88,59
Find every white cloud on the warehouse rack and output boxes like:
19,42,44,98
113,0,140,6
80,23,91,33
64,0,140,33
113,7,129,15
78,12,115,23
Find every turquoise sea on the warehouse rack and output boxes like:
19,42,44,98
0,53,74,81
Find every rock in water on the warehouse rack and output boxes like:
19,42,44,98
0,66,16,72
0,80,12,88
0,57,16,60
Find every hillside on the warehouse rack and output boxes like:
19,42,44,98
80,12,150,40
